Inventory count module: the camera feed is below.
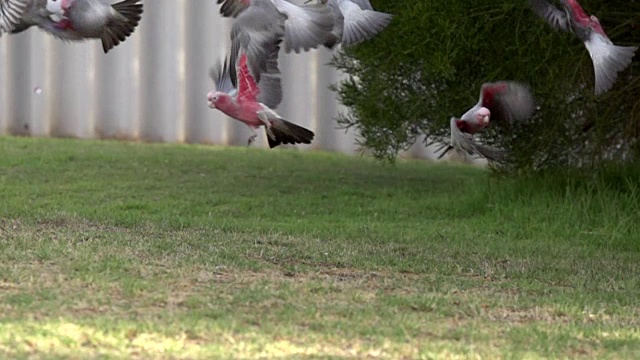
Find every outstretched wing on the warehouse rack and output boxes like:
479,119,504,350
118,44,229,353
230,0,285,84
236,53,260,104
441,117,507,163
209,55,238,96
480,81,536,124
254,43,283,109
235,39,283,109
271,0,337,53
102,0,144,53
217,0,251,18
0,0,28,33
334,0,392,46
528,0,570,32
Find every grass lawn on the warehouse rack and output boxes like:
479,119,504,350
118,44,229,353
0,136,639,359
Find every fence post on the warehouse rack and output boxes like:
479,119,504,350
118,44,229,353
5,32,32,136
139,0,184,143
94,33,140,141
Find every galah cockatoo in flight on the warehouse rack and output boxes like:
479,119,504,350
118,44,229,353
529,0,637,95
10,0,143,53
216,0,338,53
320,0,392,46
207,29,315,148
437,81,536,162
0,0,29,33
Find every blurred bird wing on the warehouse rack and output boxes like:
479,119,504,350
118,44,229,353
480,81,536,123
0,0,28,33
209,56,238,95
334,0,392,46
271,0,336,53
230,0,285,83
449,118,507,163
529,0,570,32
254,45,283,109
217,0,251,17
236,52,259,104
100,0,144,53
449,118,478,155
472,142,508,163
349,0,373,11
235,43,283,109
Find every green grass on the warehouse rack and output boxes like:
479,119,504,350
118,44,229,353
0,136,639,359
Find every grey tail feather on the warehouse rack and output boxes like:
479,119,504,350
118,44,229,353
593,45,637,95
267,120,315,148
102,0,143,53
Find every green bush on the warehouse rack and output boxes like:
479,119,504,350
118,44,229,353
330,0,639,171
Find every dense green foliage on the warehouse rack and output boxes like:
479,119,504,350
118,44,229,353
331,0,640,171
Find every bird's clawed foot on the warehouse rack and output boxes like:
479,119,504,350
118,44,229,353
247,133,258,146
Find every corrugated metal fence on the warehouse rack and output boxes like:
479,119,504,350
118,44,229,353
0,0,438,159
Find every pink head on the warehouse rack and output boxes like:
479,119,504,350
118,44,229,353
475,107,491,128
207,91,229,110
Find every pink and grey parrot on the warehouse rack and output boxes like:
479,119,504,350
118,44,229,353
437,81,536,162
207,27,314,148
0,0,28,33
529,0,637,95
320,0,392,46
216,0,338,53
11,0,143,53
